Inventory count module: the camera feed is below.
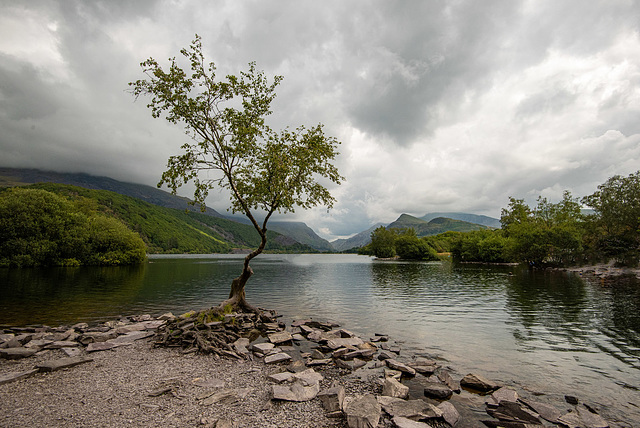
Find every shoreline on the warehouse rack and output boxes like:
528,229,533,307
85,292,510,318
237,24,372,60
1,312,623,427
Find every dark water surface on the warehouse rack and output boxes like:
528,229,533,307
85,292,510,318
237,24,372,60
1,254,639,425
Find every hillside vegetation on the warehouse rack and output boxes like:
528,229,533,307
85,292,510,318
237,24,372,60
0,183,316,267
387,214,488,236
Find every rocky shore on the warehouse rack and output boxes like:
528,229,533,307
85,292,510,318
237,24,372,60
0,311,617,427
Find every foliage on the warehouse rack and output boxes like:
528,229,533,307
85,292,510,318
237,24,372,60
368,227,438,260
500,191,583,266
451,229,512,263
582,171,640,265
0,187,146,267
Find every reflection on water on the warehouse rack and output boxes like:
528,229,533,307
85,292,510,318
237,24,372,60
1,254,639,424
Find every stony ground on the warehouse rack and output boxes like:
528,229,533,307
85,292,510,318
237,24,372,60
0,338,381,428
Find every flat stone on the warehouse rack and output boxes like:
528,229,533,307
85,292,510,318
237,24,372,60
251,342,275,353
268,372,295,384
264,352,292,364
86,342,118,352
383,399,442,420
271,369,322,402
202,389,243,405
460,372,500,392
45,340,80,349
36,356,93,372
291,319,312,327
108,331,153,344
487,401,541,424
437,369,460,393
291,333,305,341
268,331,292,344
423,381,453,399
318,386,345,412
233,338,250,356
24,339,53,350
343,348,376,360
438,401,461,427
382,377,409,399
62,348,82,357
191,377,225,388
326,337,363,350
385,359,416,376
0,348,37,359
558,406,609,428
411,364,437,375
115,323,147,334
392,416,432,428
335,358,366,371
0,369,39,385
306,358,332,366
519,398,563,423
286,359,307,373
486,386,519,405
344,394,381,428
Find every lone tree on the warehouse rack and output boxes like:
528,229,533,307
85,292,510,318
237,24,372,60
130,35,343,314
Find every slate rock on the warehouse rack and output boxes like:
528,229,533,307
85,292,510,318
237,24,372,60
486,386,518,406
438,401,461,427
437,370,461,393
108,330,153,344
423,381,453,399
383,399,442,420
519,398,563,423
0,347,37,359
486,401,541,424
318,386,345,412
264,352,292,364
382,377,409,399
0,369,39,385
268,371,295,384
558,405,609,428
336,358,366,371
393,416,432,428
385,359,416,376
36,356,93,372
86,342,118,352
271,369,322,402
251,342,275,353
344,394,381,428
460,373,500,392
268,331,292,344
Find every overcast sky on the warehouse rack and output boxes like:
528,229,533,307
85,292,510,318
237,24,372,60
1,1,640,240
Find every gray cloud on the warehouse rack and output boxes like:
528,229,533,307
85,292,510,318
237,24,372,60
1,0,640,240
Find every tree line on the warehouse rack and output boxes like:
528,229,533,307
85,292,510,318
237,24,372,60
364,171,640,267
0,187,147,268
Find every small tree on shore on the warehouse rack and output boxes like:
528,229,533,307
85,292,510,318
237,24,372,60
129,35,343,313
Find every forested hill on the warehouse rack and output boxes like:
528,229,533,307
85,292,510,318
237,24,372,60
387,213,488,236
0,167,225,218
420,212,500,228
4,183,317,255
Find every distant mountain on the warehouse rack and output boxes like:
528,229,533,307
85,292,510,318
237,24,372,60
388,213,488,236
421,212,500,228
0,167,226,218
268,222,334,252
331,223,384,252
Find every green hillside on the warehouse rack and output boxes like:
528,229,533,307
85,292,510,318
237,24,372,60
24,183,316,254
387,213,487,236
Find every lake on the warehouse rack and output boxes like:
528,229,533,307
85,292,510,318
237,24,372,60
1,254,639,425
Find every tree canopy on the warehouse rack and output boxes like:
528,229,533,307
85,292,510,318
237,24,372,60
130,35,343,311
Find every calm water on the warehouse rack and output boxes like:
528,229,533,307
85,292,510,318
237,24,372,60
1,254,639,425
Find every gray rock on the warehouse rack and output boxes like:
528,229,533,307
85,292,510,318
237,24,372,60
0,347,37,359
343,348,376,360
0,369,39,385
45,340,80,349
486,386,518,406
264,352,292,364
335,358,366,371
385,359,416,376
24,339,53,350
158,312,175,321
232,338,250,356
437,401,460,427
411,364,437,376
268,331,292,344
519,398,563,423
108,331,153,343
382,377,409,399
423,381,453,399
392,416,432,428
486,401,541,424
326,337,364,350
344,394,381,428
311,349,325,360
460,373,500,392
291,333,305,341
62,347,82,357
382,399,442,420
36,356,93,372
378,351,394,361
318,386,345,412
86,342,118,352
250,342,275,353
268,372,295,384
271,369,322,402
306,358,332,366
558,406,609,428
286,359,307,373
437,369,460,393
